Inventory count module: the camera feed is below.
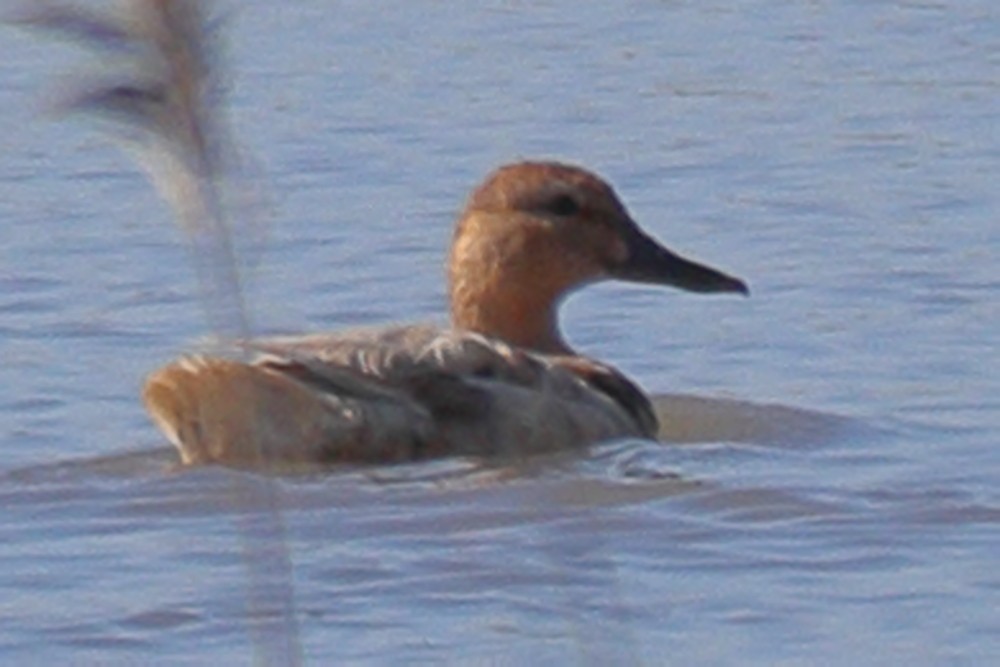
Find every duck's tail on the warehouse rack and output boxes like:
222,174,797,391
20,0,258,340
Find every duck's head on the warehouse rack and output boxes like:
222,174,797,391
448,161,748,354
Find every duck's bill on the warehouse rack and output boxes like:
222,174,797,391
614,226,749,295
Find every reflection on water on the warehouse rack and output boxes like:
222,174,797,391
0,395,860,663
653,393,859,447
0,393,876,664
0,392,993,663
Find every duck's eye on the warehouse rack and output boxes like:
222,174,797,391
545,194,580,217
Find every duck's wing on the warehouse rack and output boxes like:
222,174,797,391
144,325,652,465
263,324,660,437
247,324,550,389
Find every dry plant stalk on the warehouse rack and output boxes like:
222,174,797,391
17,2,301,663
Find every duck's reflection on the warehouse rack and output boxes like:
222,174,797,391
652,393,856,447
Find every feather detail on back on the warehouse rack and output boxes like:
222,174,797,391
144,325,655,465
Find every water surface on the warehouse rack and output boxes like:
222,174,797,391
1,1,997,664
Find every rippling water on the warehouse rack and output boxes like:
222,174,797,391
2,1,997,664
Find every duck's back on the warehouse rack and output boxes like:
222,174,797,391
142,324,656,466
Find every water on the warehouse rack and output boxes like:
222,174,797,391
2,1,998,664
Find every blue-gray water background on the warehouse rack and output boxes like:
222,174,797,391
1,1,997,664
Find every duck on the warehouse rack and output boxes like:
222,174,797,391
143,160,748,465
28,0,748,467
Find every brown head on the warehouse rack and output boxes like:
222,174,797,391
448,161,748,354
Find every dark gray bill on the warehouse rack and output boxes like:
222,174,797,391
613,224,749,295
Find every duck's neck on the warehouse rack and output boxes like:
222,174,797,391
450,285,570,354
448,225,571,355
